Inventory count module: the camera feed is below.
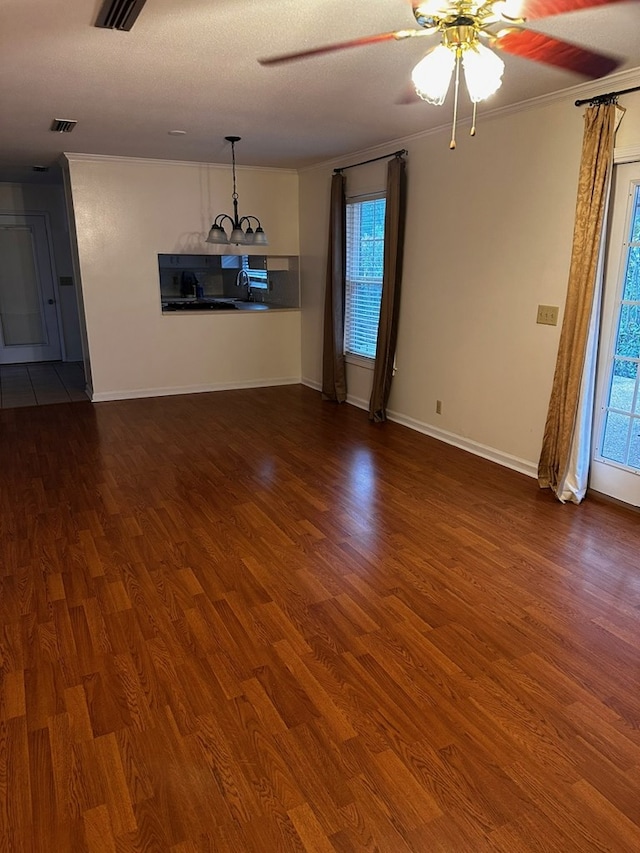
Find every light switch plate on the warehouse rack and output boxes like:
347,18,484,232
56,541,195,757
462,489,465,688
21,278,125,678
537,305,559,326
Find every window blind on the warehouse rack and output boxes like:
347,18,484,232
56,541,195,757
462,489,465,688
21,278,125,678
241,256,268,289
344,196,386,359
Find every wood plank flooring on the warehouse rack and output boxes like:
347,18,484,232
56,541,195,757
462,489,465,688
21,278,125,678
1,384,639,851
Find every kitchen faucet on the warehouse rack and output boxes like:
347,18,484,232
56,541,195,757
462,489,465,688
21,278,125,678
235,269,253,302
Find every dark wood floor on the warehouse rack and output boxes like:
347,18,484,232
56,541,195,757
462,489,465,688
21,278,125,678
1,385,639,852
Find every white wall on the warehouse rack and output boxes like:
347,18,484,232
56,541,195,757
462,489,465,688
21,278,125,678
0,181,83,361
64,155,300,400
300,90,640,474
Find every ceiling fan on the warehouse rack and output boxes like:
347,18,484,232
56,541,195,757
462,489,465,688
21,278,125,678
259,0,627,147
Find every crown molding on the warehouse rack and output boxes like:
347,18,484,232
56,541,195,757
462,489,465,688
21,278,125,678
62,152,297,175
300,67,640,174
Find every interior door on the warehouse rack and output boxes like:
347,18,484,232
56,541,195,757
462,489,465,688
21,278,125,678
591,161,640,507
0,213,61,364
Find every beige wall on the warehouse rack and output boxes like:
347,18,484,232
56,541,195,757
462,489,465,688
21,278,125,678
300,91,640,474
0,181,83,361
65,155,300,399
617,92,640,149
60,89,640,458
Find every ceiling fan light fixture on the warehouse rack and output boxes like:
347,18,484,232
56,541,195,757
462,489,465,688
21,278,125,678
462,43,504,102
412,45,456,105
259,0,623,149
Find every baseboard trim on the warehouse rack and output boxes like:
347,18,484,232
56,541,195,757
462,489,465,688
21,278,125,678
302,377,321,392
347,393,369,411
301,378,369,411
588,489,640,512
92,376,301,403
386,409,538,479
300,378,537,479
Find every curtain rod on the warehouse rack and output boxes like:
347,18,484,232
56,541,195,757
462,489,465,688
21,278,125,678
333,149,407,174
575,84,640,107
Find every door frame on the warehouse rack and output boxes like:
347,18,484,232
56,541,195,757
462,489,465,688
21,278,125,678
0,208,66,363
590,146,640,506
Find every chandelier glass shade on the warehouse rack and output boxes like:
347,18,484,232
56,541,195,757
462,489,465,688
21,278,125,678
412,40,504,106
461,42,504,102
205,136,268,248
411,45,456,105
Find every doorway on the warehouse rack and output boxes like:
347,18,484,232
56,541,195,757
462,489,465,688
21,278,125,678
591,161,640,506
0,213,62,364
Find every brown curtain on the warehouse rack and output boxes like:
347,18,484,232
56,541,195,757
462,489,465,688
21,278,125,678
322,171,347,402
538,103,617,498
369,155,407,422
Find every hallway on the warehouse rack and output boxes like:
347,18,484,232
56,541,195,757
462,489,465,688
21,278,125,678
0,361,87,408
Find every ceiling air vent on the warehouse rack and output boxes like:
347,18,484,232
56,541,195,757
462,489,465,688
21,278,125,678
95,0,148,31
50,119,77,133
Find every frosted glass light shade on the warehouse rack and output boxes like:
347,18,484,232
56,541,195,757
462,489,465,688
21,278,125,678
252,228,269,247
205,225,228,245
462,43,504,103
412,45,456,105
493,0,524,19
229,227,247,245
414,0,449,15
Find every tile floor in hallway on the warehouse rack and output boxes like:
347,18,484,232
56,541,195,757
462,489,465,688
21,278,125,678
0,361,87,408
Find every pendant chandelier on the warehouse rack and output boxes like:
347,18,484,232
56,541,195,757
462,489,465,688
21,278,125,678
205,136,268,248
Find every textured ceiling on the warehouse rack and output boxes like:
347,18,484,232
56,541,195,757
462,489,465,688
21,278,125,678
1,0,639,182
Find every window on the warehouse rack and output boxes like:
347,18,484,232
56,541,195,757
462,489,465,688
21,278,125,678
344,195,386,359
241,256,268,290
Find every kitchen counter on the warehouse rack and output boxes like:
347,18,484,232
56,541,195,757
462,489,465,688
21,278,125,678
161,297,298,313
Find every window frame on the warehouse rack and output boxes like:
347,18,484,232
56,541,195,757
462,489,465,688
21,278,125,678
343,191,387,365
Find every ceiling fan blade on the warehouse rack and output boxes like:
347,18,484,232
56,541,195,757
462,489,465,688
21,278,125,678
259,31,407,66
496,29,620,77
521,0,633,21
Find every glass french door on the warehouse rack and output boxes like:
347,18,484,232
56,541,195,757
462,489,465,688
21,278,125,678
591,162,640,506
0,214,61,364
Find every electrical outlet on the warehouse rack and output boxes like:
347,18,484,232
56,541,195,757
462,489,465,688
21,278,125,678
436,400,442,415
537,305,559,326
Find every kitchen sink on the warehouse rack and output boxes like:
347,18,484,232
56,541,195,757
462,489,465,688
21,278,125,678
162,298,273,313
233,302,269,311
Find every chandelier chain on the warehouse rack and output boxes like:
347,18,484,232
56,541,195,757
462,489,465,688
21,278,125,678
231,139,238,199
